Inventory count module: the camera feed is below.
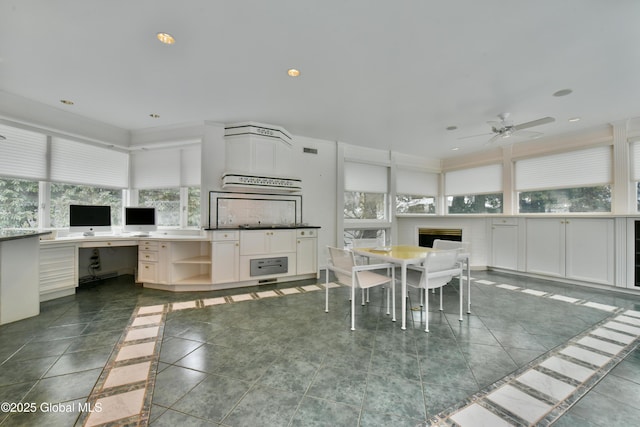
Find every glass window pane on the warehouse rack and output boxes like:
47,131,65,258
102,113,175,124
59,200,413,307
50,183,122,227
187,187,201,227
344,191,386,220
396,194,436,214
139,188,180,227
519,186,611,213
0,178,39,228
343,229,386,248
447,193,503,214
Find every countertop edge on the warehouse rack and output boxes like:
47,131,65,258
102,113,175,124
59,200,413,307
0,231,52,243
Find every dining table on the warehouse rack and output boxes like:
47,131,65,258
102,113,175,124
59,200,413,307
353,245,442,330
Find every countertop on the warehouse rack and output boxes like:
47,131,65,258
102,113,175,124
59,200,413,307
0,230,52,242
206,225,321,231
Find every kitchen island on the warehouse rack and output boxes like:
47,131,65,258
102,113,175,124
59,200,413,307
0,230,51,324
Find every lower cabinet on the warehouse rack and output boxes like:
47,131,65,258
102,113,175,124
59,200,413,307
212,231,240,284
39,243,77,301
525,218,614,285
296,229,318,276
490,218,519,270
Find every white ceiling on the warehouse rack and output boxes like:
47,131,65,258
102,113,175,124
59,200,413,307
1,0,640,159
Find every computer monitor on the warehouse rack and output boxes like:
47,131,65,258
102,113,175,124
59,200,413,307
69,204,112,236
123,207,157,236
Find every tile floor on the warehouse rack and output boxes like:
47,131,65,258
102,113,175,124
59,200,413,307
0,271,639,426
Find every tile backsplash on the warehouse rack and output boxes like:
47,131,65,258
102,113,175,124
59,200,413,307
210,192,302,228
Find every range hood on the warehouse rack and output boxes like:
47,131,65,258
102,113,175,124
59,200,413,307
221,173,302,193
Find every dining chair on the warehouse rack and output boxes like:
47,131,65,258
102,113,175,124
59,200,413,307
325,246,396,330
433,239,471,313
350,237,388,302
406,248,463,332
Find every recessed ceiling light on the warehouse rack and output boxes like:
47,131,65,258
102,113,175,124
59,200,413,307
568,117,581,122
149,113,160,118
451,147,460,151
156,32,175,45
60,99,74,105
287,68,300,77
446,125,457,131
553,88,573,97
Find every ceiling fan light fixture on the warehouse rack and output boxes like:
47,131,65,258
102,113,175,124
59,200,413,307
156,32,175,45
568,117,581,122
287,68,300,77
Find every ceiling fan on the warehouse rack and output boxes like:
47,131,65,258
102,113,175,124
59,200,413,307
460,113,555,144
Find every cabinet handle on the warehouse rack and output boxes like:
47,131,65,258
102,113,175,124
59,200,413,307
235,243,239,246
224,234,228,238
145,255,150,259
162,245,166,248
297,240,300,243
144,266,149,269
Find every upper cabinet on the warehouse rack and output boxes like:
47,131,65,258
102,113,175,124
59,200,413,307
224,122,294,177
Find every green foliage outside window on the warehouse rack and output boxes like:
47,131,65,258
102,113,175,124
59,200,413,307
519,186,611,213
344,192,386,220
139,189,180,227
396,195,436,214
448,194,503,214
0,178,39,228
187,187,201,227
50,183,122,227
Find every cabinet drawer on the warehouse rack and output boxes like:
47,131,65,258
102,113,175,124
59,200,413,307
139,250,158,262
139,241,159,249
296,229,316,238
492,217,518,226
138,261,158,282
213,231,239,241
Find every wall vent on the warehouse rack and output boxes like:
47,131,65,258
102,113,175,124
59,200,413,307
303,147,318,154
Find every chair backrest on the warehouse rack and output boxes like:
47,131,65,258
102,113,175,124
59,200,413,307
424,249,459,272
433,239,470,254
328,246,356,285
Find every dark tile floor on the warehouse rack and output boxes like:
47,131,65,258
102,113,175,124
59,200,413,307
0,271,639,426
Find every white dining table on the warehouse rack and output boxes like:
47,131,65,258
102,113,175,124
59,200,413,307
353,245,441,330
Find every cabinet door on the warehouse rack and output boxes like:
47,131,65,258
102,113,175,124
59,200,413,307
157,242,171,284
491,225,518,270
240,231,269,255
296,238,317,275
565,218,614,285
269,230,296,253
526,219,565,277
212,240,239,284
138,261,158,283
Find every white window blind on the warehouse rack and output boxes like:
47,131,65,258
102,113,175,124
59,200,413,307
396,169,439,196
631,140,640,181
51,138,129,188
445,164,502,196
516,146,612,191
344,162,388,192
131,149,180,189
0,124,47,180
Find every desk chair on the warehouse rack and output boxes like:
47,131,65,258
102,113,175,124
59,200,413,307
433,239,471,313
325,246,396,331
406,249,463,332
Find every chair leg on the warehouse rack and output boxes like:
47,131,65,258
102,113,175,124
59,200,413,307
325,271,329,313
459,272,464,322
439,287,443,311
466,260,471,314
351,286,356,331
361,288,365,306
386,287,390,315
424,287,429,333
391,278,396,322
419,288,423,307
366,288,370,303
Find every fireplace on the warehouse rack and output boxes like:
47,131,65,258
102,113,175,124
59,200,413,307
418,228,462,248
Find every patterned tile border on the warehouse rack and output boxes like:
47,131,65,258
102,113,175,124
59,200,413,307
77,284,326,426
427,278,640,427
76,277,640,427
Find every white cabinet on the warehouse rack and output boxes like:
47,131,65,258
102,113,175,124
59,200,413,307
525,218,614,285
490,218,519,270
138,240,159,283
138,240,212,285
39,242,77,301
240,230,296,255
296,229,318,276
212,231,240,284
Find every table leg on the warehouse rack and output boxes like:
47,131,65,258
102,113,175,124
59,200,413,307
466,258,471,314
401,263,407,330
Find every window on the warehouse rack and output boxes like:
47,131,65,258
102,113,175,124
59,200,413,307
396,169,438,214
516,146,612,213
0,178,39,228
187,187,201,227
139,188,180,227
50,183,123,227
344,192,386,220
344,228,386,248
344,161,389,221
445,164,503,214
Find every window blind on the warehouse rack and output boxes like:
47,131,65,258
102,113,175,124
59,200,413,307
516,146,612,191
445,164,502,196
344,162,388,193
180,146,201,187
396,169,439,196
51,138,129,188
131,148,180,189
0,124,47,180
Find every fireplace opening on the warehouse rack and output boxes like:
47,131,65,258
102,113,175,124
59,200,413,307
418,228,462,248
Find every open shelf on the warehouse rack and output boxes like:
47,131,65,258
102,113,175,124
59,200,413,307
173,256,212,264
175,274,211,285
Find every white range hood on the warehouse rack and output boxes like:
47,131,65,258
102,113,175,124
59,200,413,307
223,122,302,193
221,173,302,193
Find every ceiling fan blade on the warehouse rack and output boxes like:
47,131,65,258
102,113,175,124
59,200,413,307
457,132,493,140
485,133,503,145
512,130,543,139
513,116,555,131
